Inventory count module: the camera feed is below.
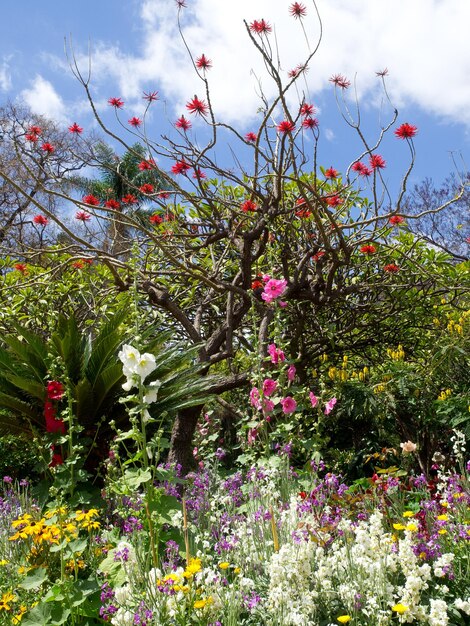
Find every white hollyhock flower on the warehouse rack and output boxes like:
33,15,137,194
143,380,161,404
134,352,157,381
118,344,141,378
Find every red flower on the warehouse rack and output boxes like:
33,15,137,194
50,452,64,467
196,54,212,71
108,97,124,108
105,199,120,210
375,68,389,77
175,115,192,131
295,208,312,218
245,132,257,142
47,381,65,400
389,215,405,226
395,123,418,140
312,251,325,261
352,161,372,177
251,279,263,290
171,160,191,175
25,133,39,142
360,244,377,255
143,90,159,102
325,195,343,207
140,183,154,194
68,122,83,134
138,159,155,171
299,491,307,500
300,103,315,116
28,125,42,136
384,263,400,273
277,120,295,133
370,154,386,169
41,143,55,154
33,214,48,226
193,168,206,179
75,211,91,221
241,200,257,213
83,194,100,206
289,2,307,18
249,19,272,34
72,260,85,269
186,96,209,116
150,214,163,224
324,167,339,179
128,116,142,127
329,74,351,89
302,117,319,129
45,402,66,433
14,263,28,274
121,194,138,204
158,191,170,199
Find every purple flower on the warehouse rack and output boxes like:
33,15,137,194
3,476,13,484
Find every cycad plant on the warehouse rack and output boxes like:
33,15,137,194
0,310,214,478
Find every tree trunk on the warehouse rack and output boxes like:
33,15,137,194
167,405,202,475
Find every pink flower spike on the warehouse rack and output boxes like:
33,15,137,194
287,365,296,382
324,397,337,415
268,343,286,365
249,387,261,409
309,392,318,408
281,396,297,415
262,379,278,397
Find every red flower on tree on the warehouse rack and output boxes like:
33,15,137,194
325,195,343,207
140,183,154,194
389,215,405,226
72,260,85,269
300,103,315,116
121,194,138,204
193,168,206,179
277,120,295,133
324,167,339,179
175,115,192,131
196,54,212,71
245,132,257,142
186,96,209,116
47,381,65,400
395,123,417,140
44,401,66,434
28,125,42,136
171,160,191,175
68,122,83,134
249,19,272,34
289,2,307,18
302,117,319,129
83,194,100,206
25,133,39,142
138,159,155,171
105,199,120,210
143,90,159,102
370,154,386,169
128,117,142,127
108,97,124,108
75,211,91,221
41,143,55,154
312,251,325,262
33,215,48,226
241,200,257,213
360,244,377,255
14,263,28,274
329,74,351,89
384,263,400,273
150,214,163,224
352,161,372,177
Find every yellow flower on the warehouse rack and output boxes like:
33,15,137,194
219,562,230,570
193,597,212,609
402,511,415,518
392,603,409,615
0,560,9,566
338,616,352,623
233,567,241,575
405,523,418,532
393,523,406,531
12,605,27,624
184,558,202,578
437,514,448,521
438,529,447,535
0,591,16,611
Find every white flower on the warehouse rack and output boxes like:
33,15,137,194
428,598,449,626
118,344,140,377
134,352,157,381
118,344,157,382
143,380,161,404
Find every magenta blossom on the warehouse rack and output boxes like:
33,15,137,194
263,399,275,415
263,378,278,397
268,343,286,364
261,278,287,303
250,387,261,409
247,428,258,445
281,396,297,415
324,397,337,415
287,365,296,381
309,391,318,408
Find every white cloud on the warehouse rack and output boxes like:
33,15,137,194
45,0,470,129
0,57,12,92
19,75,66,122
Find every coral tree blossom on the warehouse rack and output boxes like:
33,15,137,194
83,194,100,206
175,116,192,131
389,215,405,225
75,211,91,222
302,117,318,129
281,397,297,415
360,244,377,255
289,2,307,18
370,154,386,169
249,19,272,34
186,96,209,116
324,167,338,179
41,143,55,154
329,74,350,89
277,120,295,134
128,117,142,127
33,215,48,226
262,278,287,303
68,122,83,134
241,200,257,213
395,123,417,139
196,54,212,70
384,263,400,273
105,199,120,210
171,160,191,175
108,97,124,108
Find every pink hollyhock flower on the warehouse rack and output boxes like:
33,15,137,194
309,391,318,408
247,428,258,445
287,365,296,381
268,343,286,364
278,301,288,308
324,397,337,415
263,379,278,397
281,396,297,415
263,399,275,414
249,387,261,409
262,278,287,303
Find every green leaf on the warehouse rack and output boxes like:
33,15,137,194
20,567,48,590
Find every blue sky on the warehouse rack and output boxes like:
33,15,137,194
1,0,469,196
